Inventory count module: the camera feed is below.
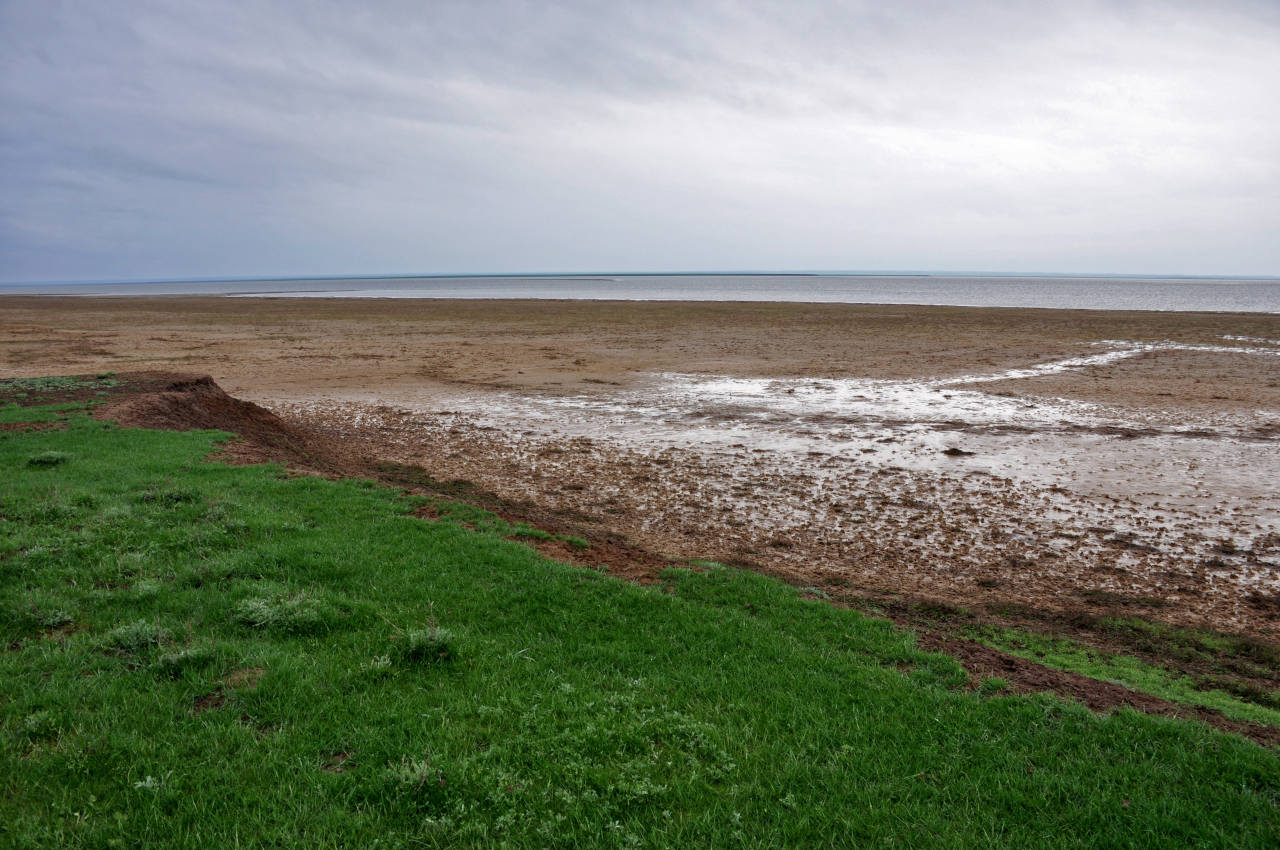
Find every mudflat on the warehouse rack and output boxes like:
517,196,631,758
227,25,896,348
4,295,1279,637
2,295,1277,397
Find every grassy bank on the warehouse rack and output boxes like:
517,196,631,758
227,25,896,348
2,400,1278,848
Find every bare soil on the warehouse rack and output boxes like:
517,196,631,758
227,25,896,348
3,295,1278,404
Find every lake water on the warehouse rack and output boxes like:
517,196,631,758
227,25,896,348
4,274,1279,312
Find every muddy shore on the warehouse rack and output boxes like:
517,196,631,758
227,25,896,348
4,295,1279,639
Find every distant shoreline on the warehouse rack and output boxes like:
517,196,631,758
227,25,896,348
2,273,1278,312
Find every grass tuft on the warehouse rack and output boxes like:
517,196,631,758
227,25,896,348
153,646,216,678
105,619,171,654
397,626,456,664
233,590,337,634
25,451,70,468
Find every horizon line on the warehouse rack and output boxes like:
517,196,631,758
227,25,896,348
4,269,1280,288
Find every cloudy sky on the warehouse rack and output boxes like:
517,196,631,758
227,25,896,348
2,0,1278,282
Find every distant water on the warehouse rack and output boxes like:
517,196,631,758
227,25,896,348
5,274,1279,313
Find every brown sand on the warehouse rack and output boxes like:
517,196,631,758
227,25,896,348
3,295,1278,404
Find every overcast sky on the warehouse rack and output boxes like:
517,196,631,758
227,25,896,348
2,0,1278,282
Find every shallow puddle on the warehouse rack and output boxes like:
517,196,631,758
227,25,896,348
422,342,1279,523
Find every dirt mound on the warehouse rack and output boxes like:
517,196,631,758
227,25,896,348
94,372,366,476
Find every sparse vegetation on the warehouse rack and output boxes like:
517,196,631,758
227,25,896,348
970,624,1280,726
0,373,117,401
423,490,596,552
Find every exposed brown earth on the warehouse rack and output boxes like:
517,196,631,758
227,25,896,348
94,372,365,476
3,295,1278,406
968,347,1280,419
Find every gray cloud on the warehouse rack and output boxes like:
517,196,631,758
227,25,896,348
2,0,1277,281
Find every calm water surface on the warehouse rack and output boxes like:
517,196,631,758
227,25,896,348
5,274,1279,313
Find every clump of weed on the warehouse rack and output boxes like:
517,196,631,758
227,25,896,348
911,601,969,621
358,654,395,679
398,627,456,664
106,619,171,654
6,601,74,641
386,756,448,796
26,451,70,469
0,374,118,398
234,590,336,634
511,523,554,542
131,579,165,600
137,486,203,508
387,603,457,665
977,677,1010,697
154,645,216,678
21,710,60,741
1194,675,1280,710
34,607,74,630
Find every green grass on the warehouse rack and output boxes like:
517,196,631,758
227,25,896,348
1,402,92,424
2,404,1278,848
1095,615,1280,674
970,625,1280,726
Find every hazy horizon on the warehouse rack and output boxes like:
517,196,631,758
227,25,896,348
7,269,1280,288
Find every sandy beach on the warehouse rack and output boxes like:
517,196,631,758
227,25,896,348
4,295,1279,639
